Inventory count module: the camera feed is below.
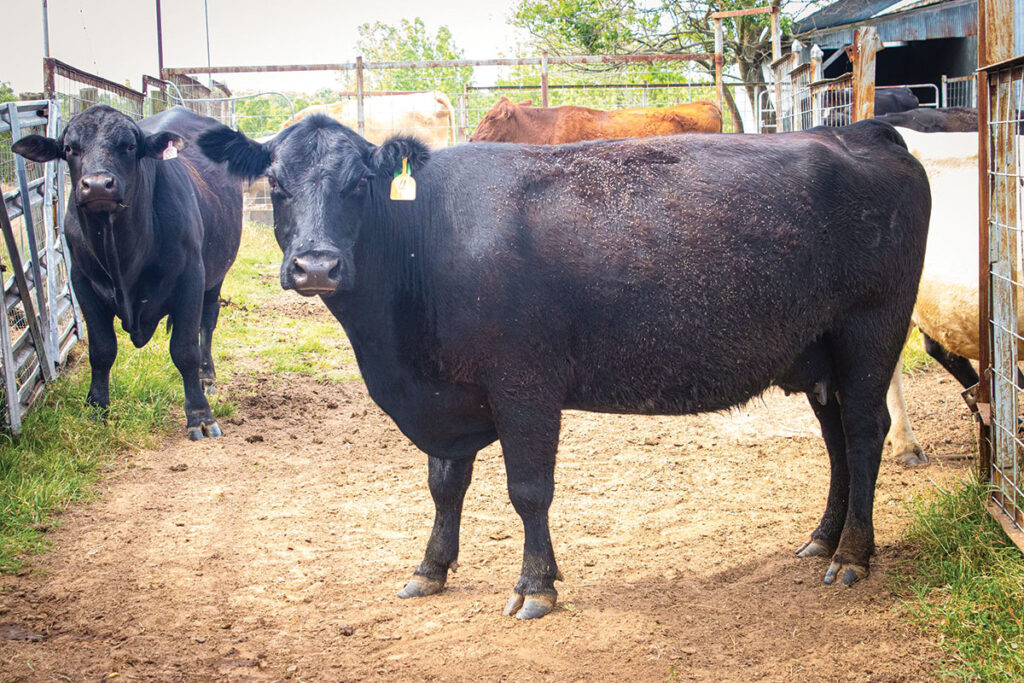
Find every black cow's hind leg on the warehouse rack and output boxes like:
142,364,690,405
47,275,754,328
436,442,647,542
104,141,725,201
797,392,848,558
399,454,477,599
170,268,220,440
490,395,562,620
199,282,223,395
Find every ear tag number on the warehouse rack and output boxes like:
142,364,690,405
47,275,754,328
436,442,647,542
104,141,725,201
162,140,178,160
390,157,416,201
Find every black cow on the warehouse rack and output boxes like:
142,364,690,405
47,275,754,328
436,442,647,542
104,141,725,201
874,86,920,115
823,86,920,126
198,116,930,619
875,107,978,132
13,105,242,440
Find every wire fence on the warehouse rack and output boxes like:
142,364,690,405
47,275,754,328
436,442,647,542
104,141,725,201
981,59,1024,541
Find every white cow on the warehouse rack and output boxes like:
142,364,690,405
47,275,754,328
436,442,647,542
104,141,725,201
282,91,457,148
886,128,986,465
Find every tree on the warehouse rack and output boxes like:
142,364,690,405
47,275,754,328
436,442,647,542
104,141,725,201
512,0,815,132
0,81,15,104
353,18,473,95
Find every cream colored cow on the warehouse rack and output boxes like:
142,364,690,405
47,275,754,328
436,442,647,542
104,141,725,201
282,91,456,148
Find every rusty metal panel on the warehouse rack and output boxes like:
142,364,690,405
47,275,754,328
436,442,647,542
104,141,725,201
850,28,883,121
984,0,1015,64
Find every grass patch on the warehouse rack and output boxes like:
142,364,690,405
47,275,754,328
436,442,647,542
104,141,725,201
0,222,353,572
893,475,1024,681
0,330,182,572
902,327,935,374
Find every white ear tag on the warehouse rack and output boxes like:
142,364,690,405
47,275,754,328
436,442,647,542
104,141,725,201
390,157,416,201
162,140,178,160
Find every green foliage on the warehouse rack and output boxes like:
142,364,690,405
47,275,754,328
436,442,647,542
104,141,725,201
354,17,473,94
893,476,1024,680
0,81,15,104
232,90,336,137
511,0,825,130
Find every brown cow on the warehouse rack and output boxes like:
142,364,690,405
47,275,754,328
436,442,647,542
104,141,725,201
468,97,723,143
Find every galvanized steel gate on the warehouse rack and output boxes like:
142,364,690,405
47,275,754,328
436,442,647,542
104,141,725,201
0,100,83,432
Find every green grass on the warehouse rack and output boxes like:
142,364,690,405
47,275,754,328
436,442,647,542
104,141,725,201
0,222,355,572
902,326,936,374
893,476,1024,681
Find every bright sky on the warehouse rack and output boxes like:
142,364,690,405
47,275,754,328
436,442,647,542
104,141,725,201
5,0,528,95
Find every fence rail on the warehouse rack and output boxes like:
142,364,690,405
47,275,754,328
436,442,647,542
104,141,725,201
0,100,83,432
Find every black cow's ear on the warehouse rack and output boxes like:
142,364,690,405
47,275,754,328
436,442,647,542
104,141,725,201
144,131,187,159
196,125,271,181
12,134,62,163
370,135,431,176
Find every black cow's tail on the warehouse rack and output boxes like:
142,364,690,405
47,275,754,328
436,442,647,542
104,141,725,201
166,315,173,334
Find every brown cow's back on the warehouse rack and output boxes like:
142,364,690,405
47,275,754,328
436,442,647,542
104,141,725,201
470,98,722,143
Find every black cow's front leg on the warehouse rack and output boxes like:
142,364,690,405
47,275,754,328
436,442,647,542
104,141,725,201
798,393,848,559
491,396,562,620
170,270,220,440
73,271,117,415
199,282,223,395
399,454,476,599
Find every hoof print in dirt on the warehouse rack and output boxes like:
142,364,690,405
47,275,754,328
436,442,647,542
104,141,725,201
188,421,223,441
398,576,445,598
823,561,868,586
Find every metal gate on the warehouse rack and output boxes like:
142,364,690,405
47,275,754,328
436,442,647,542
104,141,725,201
0,100,83,432
978,0,1024,548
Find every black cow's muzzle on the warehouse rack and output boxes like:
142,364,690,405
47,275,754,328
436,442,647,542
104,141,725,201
77,172,125,213
287,251,344,296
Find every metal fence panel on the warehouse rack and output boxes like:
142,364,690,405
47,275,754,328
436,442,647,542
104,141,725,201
982,60,1024,539
0,100,83,432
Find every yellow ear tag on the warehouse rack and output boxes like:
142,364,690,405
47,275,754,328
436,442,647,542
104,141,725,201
390,157,416,201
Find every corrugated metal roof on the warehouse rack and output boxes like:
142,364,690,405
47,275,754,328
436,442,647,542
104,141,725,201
794,0,907,33
795,0,976,48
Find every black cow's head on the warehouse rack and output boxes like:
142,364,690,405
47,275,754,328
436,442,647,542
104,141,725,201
12,105,185,215
197,115,429,297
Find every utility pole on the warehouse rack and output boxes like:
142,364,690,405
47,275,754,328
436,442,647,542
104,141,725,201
156,0,164,76
42,0,50,58
204,0,212,89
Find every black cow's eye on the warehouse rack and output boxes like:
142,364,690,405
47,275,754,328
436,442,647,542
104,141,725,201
64,145,74,156
126,143,136,152
267,175,277,189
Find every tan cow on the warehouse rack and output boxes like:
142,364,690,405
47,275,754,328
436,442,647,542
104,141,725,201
468,97,722,143
283,91,456,148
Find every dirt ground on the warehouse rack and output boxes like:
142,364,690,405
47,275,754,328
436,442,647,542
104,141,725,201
0,297,976,682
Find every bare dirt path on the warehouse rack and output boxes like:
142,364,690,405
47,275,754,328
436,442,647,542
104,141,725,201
0,304,973,681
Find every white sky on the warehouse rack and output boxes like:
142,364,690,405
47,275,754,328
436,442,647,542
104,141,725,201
4,0,528,95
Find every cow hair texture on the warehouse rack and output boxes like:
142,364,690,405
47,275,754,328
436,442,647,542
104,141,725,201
197,126,271,180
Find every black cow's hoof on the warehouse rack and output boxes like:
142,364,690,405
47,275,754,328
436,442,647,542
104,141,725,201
187,421,222,440
398,576,445,598
796,538,833,558
823,560,868,586
502,592,556,619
